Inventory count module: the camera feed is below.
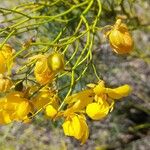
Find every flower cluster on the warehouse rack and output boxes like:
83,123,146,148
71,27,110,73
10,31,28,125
0,19,133,144
60,81,132,144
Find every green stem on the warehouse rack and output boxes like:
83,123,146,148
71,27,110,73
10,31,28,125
0,30,15,49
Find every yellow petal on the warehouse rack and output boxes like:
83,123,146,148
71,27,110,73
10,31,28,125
0,77,13,92
62,114,89,144
6,92,24,103
71,115,82,139
34,57,55,85
62,119,74,137
45,105,57,118
78,115,89,144
93,81,106,96
0,54,7,73
0,110,12,124
86,102,109,120
71,96,93,112
32,92,51,110
0,44,14,74
106,84,132,99
32,90,59,111
65,89,94,112
34,57,48,74
65,89,94,104
16,101,31,120
34,71,55,85
0,97,7,109
3,103,16,114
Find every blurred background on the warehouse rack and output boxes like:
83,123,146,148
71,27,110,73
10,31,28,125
0,0,150,149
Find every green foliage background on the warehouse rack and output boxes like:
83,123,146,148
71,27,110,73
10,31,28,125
0,0,150,149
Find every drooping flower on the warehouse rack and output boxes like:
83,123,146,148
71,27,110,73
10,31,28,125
86,81,132,120
34,56,55,85
0,44,14,74
6,92,33,121
60,80,132,143
62,113,89,144
106,19,133,54
0,92,33,124
60,89,93,144
32,88,59,119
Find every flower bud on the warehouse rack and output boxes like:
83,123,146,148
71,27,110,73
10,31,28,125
47,52,64,73
107,19,133,54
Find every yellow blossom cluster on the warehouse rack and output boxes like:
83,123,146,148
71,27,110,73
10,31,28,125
0,86,60,124
0,78,132,144
0,19,134,144
60,81,132,144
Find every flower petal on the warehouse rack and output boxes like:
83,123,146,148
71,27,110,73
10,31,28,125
106,84,132,99
78,115,89,144
45,105,57,118
86,102,109,120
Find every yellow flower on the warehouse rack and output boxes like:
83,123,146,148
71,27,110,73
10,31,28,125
86,81,132,120
0,92,32,124
34,56,55,85
47,52,64,73
106,19,133,54
0,44,14,74
0,74,13,92
62,114,89,144
6,92,32,120
32,88,59,119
